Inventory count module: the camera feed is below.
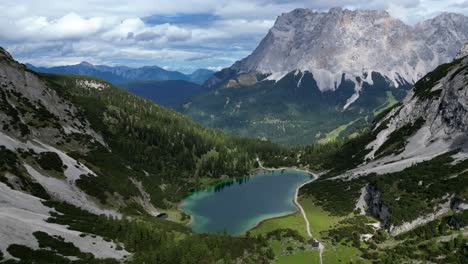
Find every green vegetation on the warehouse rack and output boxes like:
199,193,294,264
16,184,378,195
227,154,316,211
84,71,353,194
370,102,401,126
372,91,398,117
302,176,366,216
6,244,115,264
300,125,382,177
0,146,21,176
323,244,368,264
35,201,273,264
394,212,465,241
300,198,342,240
300,198,372,264
42,73,291,209
37,152,64,172
370,234,468,263
33,231,96,260
276,251,319,264
0,147,50,199
261,229,318,264
0,84,62,138
319,118,362,143
183,71,410,145
413,57,464,100
251,212,309,238
374,117,425,157
372,152,468,226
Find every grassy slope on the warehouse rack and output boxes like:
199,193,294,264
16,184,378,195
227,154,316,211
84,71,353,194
276,251,320,264
250,196,368,264
319,91,398,144
373,91,398,116
301,197,367,264
319,118,361,143
251,212,309,238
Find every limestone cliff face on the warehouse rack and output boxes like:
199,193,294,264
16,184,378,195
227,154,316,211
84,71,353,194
0,47,102,145
209,8,468,102
364,185,390,224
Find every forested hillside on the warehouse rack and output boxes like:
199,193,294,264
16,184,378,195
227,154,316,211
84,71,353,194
120,80,205,108
42,73,294,207
0,48,290,263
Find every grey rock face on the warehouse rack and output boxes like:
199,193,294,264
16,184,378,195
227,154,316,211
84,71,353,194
369,56,468,157
365,184,391,224
0,48,102,145
456,42,468,59
227,8,468,92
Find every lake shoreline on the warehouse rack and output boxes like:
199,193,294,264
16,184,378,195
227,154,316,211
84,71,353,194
178,164,320,236
246,176,317,237
254,157,321,178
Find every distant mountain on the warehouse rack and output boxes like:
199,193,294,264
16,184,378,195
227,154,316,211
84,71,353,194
120,80,204,107
188,69,215,85
210,8,468,91
26,62,214,85
185,8,468,145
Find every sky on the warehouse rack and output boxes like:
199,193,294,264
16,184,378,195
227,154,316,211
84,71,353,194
1,0,467,73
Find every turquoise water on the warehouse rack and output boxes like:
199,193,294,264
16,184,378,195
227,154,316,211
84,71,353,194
180,170,313,235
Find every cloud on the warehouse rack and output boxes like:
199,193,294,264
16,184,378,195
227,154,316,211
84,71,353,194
0,13,115,41
1,0,467,71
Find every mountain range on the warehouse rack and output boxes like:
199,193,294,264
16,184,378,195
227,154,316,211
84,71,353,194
0,6,468,264
0,30,467,263
184,8,468,145
26,62,213,108
27,62,214,85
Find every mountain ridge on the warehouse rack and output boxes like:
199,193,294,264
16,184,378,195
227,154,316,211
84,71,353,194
208,8,468,93
27,62,214,85
185,8,468,145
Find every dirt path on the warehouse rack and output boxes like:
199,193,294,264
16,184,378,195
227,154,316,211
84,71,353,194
256,158,325,264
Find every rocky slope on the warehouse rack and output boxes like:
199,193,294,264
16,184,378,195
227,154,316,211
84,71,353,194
0,47,129,260
345,53,468,178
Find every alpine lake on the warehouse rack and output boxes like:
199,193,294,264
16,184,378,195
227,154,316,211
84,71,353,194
180,170,314,235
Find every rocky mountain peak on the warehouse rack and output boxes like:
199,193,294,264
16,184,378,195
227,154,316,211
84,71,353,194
0,47,14,61
429,11,467,24
79,61,94,67
225,8,468,95
329,7,343,14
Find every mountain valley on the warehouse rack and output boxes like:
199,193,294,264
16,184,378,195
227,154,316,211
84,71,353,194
0,5,467,264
